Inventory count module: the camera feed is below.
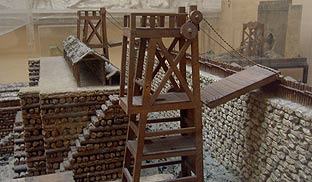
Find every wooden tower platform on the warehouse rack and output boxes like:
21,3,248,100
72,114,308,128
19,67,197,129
119,6,204,182
201,65,279,108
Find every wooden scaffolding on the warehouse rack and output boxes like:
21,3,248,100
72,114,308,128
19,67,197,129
240,21,265,57
119,6,204,182
77,7,122,59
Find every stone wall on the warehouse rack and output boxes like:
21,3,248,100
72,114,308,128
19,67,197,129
0,83,27,156
202,80,312,181
148,58,312,181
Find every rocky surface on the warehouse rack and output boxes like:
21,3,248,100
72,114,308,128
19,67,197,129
203,90,312,182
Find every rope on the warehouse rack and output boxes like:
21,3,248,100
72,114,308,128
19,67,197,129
201,28,242,60
202,18,257,65
106,11,123,31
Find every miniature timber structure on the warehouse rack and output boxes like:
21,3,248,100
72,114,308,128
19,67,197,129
239,21,265,57
232,21,309,83
77,7,122,59
63,35,120,87
119,6,204,182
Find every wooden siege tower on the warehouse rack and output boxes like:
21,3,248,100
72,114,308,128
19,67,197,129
240,21,265,57
119,5,204,182
77,8,109,58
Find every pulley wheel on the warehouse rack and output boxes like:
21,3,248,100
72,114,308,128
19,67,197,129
180,22,198,40
190,10,203,24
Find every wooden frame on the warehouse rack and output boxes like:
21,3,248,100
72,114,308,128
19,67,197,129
119,6,204,182
63,36,109,87
240,21,265,57
77,8,110,59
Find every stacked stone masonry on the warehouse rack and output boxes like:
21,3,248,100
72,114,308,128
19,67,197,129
0,83,27,156
28,59,40,87
64,95,127,182
0,132,13,156
13,111,27,178
40,90,113,173
19,90,46,176
202,78,312,181
148,55,312,182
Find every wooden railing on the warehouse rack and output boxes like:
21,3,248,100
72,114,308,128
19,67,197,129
123,13,187,29
277,79,312,106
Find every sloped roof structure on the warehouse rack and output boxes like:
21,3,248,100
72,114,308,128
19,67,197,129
62,35,107,64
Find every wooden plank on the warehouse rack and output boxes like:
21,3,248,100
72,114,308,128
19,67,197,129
127,135,196,160
201,65,279,108
145,127,196,137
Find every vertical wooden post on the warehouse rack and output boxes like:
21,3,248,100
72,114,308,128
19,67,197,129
120,15,129,97
100,7,109,59
77,11,81,40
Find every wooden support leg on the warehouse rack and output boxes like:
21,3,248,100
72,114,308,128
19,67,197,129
120,36,128,97
122,114,137,182
132,113,148,182
303,66,309,83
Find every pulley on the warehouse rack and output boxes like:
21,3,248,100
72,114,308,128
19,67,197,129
190,10,203,24
180,21,198,40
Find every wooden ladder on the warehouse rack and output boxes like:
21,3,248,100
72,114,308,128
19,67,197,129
119,6,204,182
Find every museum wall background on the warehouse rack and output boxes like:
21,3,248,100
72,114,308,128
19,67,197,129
0,0,311,85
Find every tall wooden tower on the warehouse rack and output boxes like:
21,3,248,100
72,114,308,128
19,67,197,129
77,8,109,59
119,6,204,182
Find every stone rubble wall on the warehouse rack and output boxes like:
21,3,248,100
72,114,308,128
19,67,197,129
0,83,27,139
19,90,46,177
0,83,28,159
149,62,312,181
13,111,27,178
64,95,127,182
39,90,117,174
203,90,312,182
28,59,40,87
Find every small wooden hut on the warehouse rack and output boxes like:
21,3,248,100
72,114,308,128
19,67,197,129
63,35,119,86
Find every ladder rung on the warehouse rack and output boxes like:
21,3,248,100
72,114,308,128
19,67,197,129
126,142,137,158
138,160,182,169
129,121,138,136
122,167,133,182
145,127,196,137
127,135,196,160
136,117,181,124
163,176,198,182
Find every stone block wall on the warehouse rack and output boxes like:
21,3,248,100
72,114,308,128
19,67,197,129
65,95,127,182
28,59,40,87
19,89,46,177
39,90,112,174
0,83,27,139
203,88,312,182
148,59,312,181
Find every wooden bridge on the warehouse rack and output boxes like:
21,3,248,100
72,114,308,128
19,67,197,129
201,64,280,108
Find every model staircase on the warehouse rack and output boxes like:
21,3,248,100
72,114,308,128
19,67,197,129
119,6,204,182
61,95,128,181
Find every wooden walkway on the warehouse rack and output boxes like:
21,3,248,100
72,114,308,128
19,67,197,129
201,65,279,108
